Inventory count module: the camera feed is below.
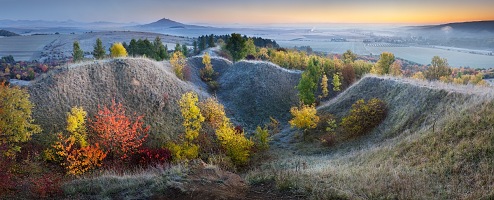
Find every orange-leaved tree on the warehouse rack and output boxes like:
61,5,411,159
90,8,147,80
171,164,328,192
53,133,106,175
90,100,149,160
49,106,106,175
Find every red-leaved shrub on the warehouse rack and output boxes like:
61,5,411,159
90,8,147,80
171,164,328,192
132,147,171,167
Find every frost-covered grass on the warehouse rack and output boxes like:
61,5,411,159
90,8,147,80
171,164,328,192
248,75,494,199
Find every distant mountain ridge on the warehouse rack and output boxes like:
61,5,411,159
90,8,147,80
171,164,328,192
0,19,138,28
138,18,208,29
0,29,19,36
417,20,494,32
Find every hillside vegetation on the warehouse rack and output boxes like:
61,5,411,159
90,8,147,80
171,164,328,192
248,75,494,199
6,54,493,199
28,58,209,146
28,56,302,144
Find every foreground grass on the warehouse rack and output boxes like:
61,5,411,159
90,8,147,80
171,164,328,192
63,164,188,199
247,77,494,199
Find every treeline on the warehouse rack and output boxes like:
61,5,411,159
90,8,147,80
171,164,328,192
123,37,170,61
196,34,279,52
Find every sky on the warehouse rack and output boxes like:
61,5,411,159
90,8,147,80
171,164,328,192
1,0,493,25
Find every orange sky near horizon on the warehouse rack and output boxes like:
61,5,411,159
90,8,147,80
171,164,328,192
186,3,494,25
2,0,494,25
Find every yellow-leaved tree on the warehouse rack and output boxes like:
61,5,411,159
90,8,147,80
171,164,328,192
200,52,215,82
289,104,319,140
215,117,253,166
389,60,403,77
199,97,226,129
180,92,205,141
332,73,341,92
110,42,128,58
0,82,41,158
167,92,205,161
321,74,329,98
170,51,186,80
66,106,88,147
412,71,425,80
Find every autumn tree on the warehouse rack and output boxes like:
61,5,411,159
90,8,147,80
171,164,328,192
215,117,253,166
341,64,356,88
200,52,215,82
254,126,270,151
244,38,256,57
167,92,205,161
0,82,41,157
50,107,106,175
110,43,128,58
226,33,247,62
389,60,403,77
92,38,106,59
289,104,319,139
332,72,342,92
170,51,187,80
372,52,395,75
352,60,373,79
341,98,387,137
424,56,451,81
321,74,329,98
257,48,269,60
55,137,106,175
73,41,84,62
342,50,357,64
198,97,226,129
90,100,149,160
179,92,205,141
66,107,89,147
412,71,426,80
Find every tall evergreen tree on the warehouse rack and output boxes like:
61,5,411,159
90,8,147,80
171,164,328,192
175,43,181,52
199,36,206,51
208,34,215,48
226,33,246,62
128,39,137,56
193,41,198,55
182,44,188,57
73,41,84,62
153,37,168,61
93,38,106,59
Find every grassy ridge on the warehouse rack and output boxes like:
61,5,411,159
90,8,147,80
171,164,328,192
249,75,494,199
28,58,209,146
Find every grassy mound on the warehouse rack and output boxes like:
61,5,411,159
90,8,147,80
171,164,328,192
186,57,302,131
250,75,494,199
28,57,209,146
216,60,302,131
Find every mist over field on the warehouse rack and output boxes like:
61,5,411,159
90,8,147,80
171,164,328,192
1,19,493,68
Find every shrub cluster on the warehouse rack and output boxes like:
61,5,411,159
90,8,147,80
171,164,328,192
341,98,387,137
170,94,255,167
